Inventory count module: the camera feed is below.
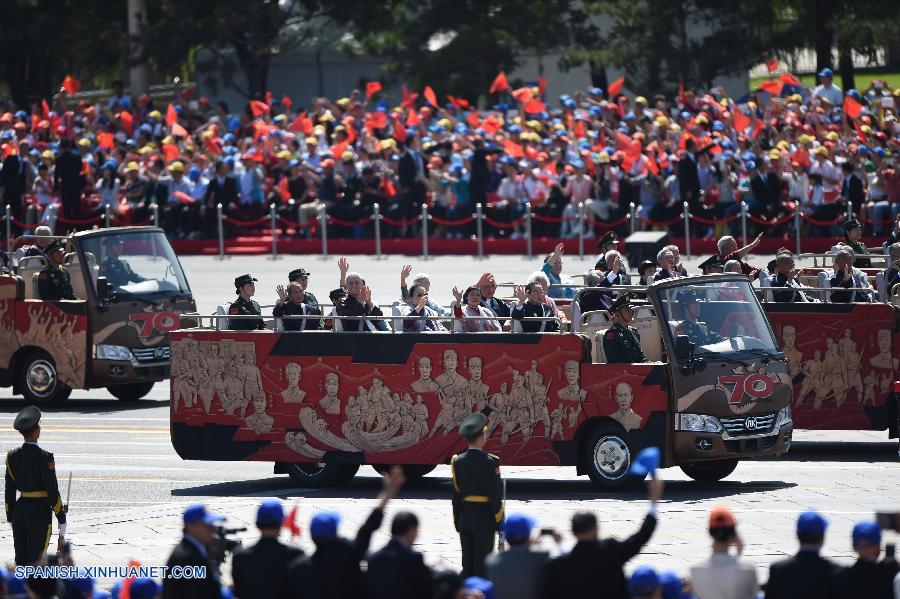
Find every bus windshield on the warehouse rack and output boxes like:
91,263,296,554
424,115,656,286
658,279,780,356
82,231,191,298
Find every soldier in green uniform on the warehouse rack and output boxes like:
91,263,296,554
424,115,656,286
603,294,649,364
37,240,76,301
5,406,67,565
675,289,724,346
100,237,146,287
842,218,872,268
451,413,504,578
228,274,266,330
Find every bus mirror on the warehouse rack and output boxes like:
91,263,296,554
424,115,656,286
674,335,694,361
96,276,111,300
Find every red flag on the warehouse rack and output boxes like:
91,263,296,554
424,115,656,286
751,121,766,138
423,86,438,107
523,99,545,114
647,152,660,175
1,144,16,159
481,114,501,134
489,72,509,94
365,111,388,133
503,139,524,158
759,80,783,95
61,74,81,94
162,143,180,162
330,140,349,159
446,95,470,110
264,91,273,107
766,58,779,73
466,112,480,128
678,79,686,105
792,147,811,168
732,109,750,132
80,159,91,176
283,505,301,538
607,76,625,98
98,132,114,150
365,81,382,99
178,83,198,100
392,116,407,142
383,178,396,197
401,85,418,109
166,103,178,127
281,95,293,112
278,177,291,202
780,72,801,86
843,96,863,119
250,100,270,118
171,121,188,138
173,190,195,205
574,121,586,139
343,118,356,144
41,99,50,119
119,560,142,599
288,112,313,134
406,109,420,127
537,76,547,96
511,87,533,104
118,111,133,136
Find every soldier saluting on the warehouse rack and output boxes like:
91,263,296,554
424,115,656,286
229,274,266,331
5,406,67,564
603,294,648,364
451,413,504,578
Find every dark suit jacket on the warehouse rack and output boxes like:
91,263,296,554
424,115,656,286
366,538,433,599
231,537,304,599
273,301,322,331
398,150,427,204
830,557,899,599
764,549,836,599
842,173,865,210
204,175,239,207
0,155,27,205
540,513,657,599
770,273,811,303
481,296,511,323
161,537,221,599
53,151,84,198
751,171,783,215
678,154,701,211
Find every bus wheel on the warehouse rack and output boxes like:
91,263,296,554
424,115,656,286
680,459,739,483
581,425,634,488
17,351,71,405
285,463,360,488
371,465,437,480
107,382,155,402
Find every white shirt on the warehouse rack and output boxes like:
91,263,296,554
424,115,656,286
690,553,758,599
812,83,844,107
810,159,840,193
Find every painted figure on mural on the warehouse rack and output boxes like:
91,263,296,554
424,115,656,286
609,382,643,432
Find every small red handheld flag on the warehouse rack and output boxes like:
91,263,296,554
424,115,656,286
250,100,270,118
166,103,178,127
732,109,750,133
401,85,418,109
365,81,382,99
61,74,81,94
511,87,533,104
489,72,509,94
766,58,779,73
281,95,293,112
780,72,801,86
759,80,783,96
843,96,863,119
423,86,438,108
607,76,625,98
264,91,273,107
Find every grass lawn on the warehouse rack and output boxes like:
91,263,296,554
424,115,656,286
750,68,900,93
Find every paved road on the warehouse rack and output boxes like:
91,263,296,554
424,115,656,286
0,253,898,588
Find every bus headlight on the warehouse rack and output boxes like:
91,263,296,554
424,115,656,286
94,344,134,362
774,406,792,428
674,413,723,433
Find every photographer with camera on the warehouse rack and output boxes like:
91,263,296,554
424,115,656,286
485,514,558,599
231,500,304,599
162,504,226,599
831,521,899,599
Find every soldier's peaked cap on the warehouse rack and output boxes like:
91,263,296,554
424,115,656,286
46,239,66,254
234,274,258,289
288,268,311,280
678,288,702,305
596,231,618,248
608,293,634,313
842,218,862,232
698,254,723,271
460,413,487,438
14,406,41,432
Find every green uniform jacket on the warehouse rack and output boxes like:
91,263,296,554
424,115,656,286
846,239,872,269
450,448,504,533
37,265,75,300
101,256,145,287
5,444,65,524
676,319,723,346
603,321,648,364
229,295,266,330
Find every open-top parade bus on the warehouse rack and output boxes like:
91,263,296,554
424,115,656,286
169,275,793,488
0,226,196,403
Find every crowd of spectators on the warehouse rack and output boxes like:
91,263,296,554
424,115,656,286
1,69,900,244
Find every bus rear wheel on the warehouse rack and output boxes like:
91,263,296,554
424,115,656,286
680,459,739,483
107,382,155,402
581,424,635,489
285,462,359,488
371,464,437,480
17,351,71,405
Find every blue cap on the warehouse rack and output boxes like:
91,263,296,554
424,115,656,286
221,586,233,599
183,503,225,525
28,149,40,158
713,121,725,131
463,577,495,599
571,159,585,169
310,512,341,539
874,147,886,157
129,578,159,599
188,166,201,180
589,87,603,96
818,68,833,78
857,145,869,155
589,106,602,117
502,513,535,542
852,521,881,547
227,116,241,132
562,99,576,110
508,124,521,134
94,591,112,599
746,160,757,170
494,102,509,112
847,89,860,100
629,446,661,477
629,566,660,596
7,572,26,596
624,111,636,121
659,571,683,599
14,110,27,120
256,499,284,527
69,572,95,594
680,111,691,120
223,133,236,144
797,511,828,536
101,160,118,171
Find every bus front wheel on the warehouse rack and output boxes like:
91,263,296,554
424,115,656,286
285,462,359,488
581,424,635,489
680,459,739,483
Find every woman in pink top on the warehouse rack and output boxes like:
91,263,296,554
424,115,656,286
452,286,500,332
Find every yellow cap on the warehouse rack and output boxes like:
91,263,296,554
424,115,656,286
162,136,174,145
168,161,184,172
41,150,54,159
148,110,162,120
825,131,839,142
597,151,611,164
340,151,354,162
635,96,648,105
526,120,541,131
336,98,350,108
77,138,91,148
380,139,397,151
788,94,803,103
798,134,812,144
859,124,872,134
695,115,708,125
277,150,292,160
654,116,669,127
138,146,154,155
438,118,452,128
748,101,757,111
125,161,139,171
768,149,781,160
776,140,789,150
669,123,681,132
318,113,334,122
813,146,829,156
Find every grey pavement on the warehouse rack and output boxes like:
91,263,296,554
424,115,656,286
0,253,898,589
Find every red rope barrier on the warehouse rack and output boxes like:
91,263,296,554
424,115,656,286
276,215,314,229
800,213,845,226
747,212,794,226
482,215,526,229
856,214,895,226
328,215,373,227
691,213,741,225
637,214,684,226
222,215,270,227
430,215,476,226
380,216,421,227
110,215,153,226
10,217,31,228
56,214,104,225
532,213,564,223
594,214,631,227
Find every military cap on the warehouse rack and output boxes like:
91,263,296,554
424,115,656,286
288,268,310,281
842,218,862,232
596,231,618,249
637,259,656,278
234,274,258,290
101,237,123,246
46,239,67,254
608,293,634,313
698,254,724,272
459,413,487,438
14,406,41,432
329,288,347,302
678,288,702,305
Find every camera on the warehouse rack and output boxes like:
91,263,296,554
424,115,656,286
208,526,247,566
875,512,900,533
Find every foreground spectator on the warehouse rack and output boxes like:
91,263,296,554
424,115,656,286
366,511,433,599
162,504,225,599
831,521,899,599
486,514,555,599
231,500,303,599
689,507,757,599
764,511,836,599
628,566,661,599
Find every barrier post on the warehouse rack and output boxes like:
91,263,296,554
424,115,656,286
104,204,111,228
846,202,854,221
629,202,636,235
319,204,328,258
740,201,748,247
525,202,533,259
421,203,429,260
794,208,801,256
4,204,10,256
269,203,278,260
216,203,224,260
151,203,159,228
475,203,484,259
577,202,585,259
683,202,691,259
373,203,382,260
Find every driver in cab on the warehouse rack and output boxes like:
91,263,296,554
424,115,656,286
99,237,146,287
675,289,724,346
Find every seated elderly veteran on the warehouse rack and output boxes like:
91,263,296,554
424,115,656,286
452,285,500,332
540,242,576,299
770,251,817,303
715,233,763,280
273,282,323,330
399,283,444,331
652,247,685,282
882,242,900,297
580,250,629,313
829,247,874,303
475,272,511,326
511,282,560,333
335,271,389,331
